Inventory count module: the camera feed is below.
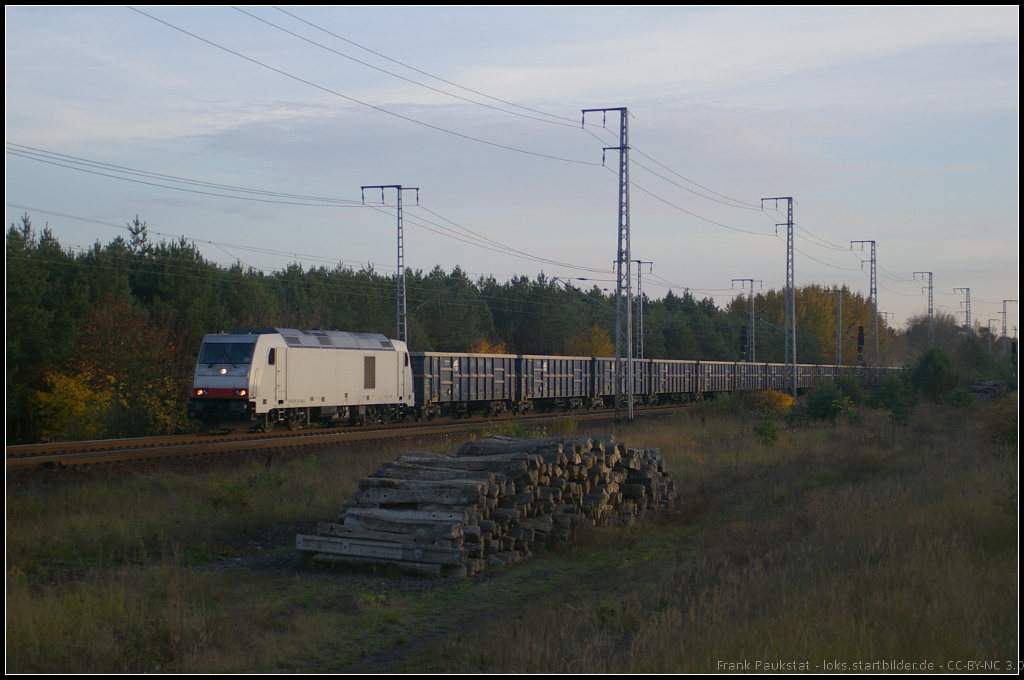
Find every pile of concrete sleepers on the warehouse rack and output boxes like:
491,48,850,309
295,434,676,577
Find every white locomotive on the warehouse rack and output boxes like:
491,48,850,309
188,328,414,431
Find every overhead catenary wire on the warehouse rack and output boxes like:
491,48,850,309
270,4,795,227
7,145,366,209
8,200,612,283
9,140,616,274
232,6,578,129
591,165,774,236
7,144,361,205
270,5,580,126
581,125,762,212
127,6,600,167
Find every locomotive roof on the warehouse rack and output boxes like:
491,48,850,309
211,328,397,350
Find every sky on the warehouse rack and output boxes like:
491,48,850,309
5,6,1019,334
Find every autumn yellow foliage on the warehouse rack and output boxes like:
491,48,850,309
469,338,508,354
564,325,614,357
750,389,795,416
33,370,112,442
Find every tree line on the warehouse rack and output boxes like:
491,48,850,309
8,214,912,444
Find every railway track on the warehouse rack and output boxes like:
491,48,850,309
6,404,688,470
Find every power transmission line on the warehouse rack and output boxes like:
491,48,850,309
234,6,585,129
270,6,580,126
127,6,601,167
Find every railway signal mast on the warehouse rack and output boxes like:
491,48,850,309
732,278,762,362
361,185,419,343
851,241,878,366
763,197,796,396
584,107,633,422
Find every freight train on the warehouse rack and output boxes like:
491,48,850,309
187,327,895,431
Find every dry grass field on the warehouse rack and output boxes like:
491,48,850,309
6,400,1018,673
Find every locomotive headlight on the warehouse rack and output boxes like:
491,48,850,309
219,368,227,375
235,389,248,397
194,388,206,396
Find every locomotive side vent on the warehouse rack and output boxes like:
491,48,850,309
364,356,376,389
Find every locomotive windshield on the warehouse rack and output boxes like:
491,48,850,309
199,341,256,365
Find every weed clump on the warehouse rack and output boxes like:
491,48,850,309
977,393,1018,447
753,413,779,446
692,393,744,419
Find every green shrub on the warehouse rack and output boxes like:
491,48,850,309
911,348,959,401
692,393,744,419
946,386,975,409
871,374,920,426
836,374,866,405
804,382,847,422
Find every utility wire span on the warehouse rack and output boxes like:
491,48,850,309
879,283,925,297
409,204,610,274
7,143,363,208
127,7,599,167
386,206,610,274
878,265,916,283
628,145,761,209
8,198,610,280
793,226,851,251
625,174,774,236
273,5,769,218
6,203,395,271
270,6,580,126
9,142,612,274
581,125,762,212
233,6,577,129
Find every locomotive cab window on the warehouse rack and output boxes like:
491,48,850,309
199,341,255,365
364,356,376,389
268,348,276,365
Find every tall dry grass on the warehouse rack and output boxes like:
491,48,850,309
410,404,1018,672
7,443,410,571
7,405,1017,672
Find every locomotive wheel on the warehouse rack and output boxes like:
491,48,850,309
260,416,275,433
287,414,303,431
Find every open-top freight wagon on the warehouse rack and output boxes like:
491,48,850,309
189,328,899,430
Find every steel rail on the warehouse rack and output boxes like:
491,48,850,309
6,404,689,470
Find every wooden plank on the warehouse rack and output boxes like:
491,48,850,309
316,522,436,545
346,507,469,524
357,486,484,506
296,534,465,566
373,464,498,483
359,477,488,492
